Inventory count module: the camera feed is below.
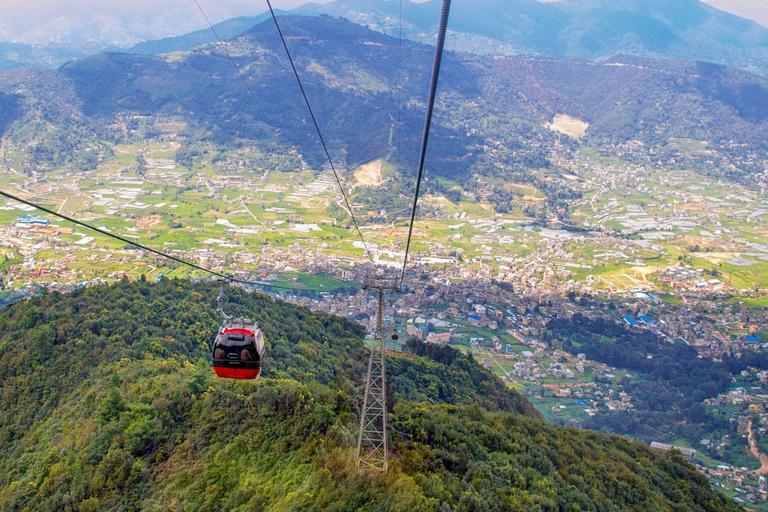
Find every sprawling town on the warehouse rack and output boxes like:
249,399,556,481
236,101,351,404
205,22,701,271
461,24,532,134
2,138,768,506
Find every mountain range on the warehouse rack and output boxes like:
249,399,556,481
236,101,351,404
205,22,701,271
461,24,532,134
298,0,768,74
0,15,765,198
1,0,767,77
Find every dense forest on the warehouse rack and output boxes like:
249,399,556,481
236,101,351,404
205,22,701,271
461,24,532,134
0,279,740,510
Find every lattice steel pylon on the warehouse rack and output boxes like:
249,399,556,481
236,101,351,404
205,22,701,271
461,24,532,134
356,280,396,472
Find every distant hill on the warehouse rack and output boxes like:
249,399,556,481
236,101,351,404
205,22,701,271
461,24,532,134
127,13,273,56
3,0,768,76
120,0,768,77
296,0,768,76
0,41,121,70
0,278,740,510
0,2,247,69
0,16,765,188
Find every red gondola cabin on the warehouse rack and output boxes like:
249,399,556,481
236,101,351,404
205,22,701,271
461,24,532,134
212,318,265,379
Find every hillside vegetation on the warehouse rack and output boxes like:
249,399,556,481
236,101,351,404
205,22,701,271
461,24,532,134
0,279,740,510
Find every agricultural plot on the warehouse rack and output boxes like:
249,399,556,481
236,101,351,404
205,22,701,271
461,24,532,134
0,137,767,302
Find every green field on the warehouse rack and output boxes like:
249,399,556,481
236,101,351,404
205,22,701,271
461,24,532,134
2,136,768,302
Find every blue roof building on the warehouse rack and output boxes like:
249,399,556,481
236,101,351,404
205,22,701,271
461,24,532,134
623,315,638,326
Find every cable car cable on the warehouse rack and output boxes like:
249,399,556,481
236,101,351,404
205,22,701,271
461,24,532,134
398,0,452,290
264,0,375,263
397,0,403,162
6,4,391,293
191,1,376,286
194,0,379,266
217,280,232,319
0,189,299,290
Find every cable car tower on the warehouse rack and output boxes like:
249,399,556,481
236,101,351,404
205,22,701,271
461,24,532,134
355,0,452,471
356,278,397,472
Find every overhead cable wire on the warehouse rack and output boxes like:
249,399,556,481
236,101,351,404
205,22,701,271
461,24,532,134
399,0,452,290
192,0,272,127
0,190,298,291
264,0,375,263
397,0,403,162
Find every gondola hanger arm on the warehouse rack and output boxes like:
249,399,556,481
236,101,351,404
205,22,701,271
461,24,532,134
217,279,232,320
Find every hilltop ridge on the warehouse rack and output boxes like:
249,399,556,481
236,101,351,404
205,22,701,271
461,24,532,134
125,0,768,76
1,0,768,75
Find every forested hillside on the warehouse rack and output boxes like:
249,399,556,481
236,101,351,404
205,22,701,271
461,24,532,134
0,280,740,510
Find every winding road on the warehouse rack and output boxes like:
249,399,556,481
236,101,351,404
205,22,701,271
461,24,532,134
747,419,768,475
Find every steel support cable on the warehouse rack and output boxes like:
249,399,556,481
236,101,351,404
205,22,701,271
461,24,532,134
397,0,403,161
399,0,452,290
0,190,298,290
192,0,272,127
191,1,371,288
264,0,375,263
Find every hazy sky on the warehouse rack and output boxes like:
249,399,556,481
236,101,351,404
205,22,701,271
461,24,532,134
0,0,328,24
0,0,336,40
702,0,768,27
0,0,766,37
